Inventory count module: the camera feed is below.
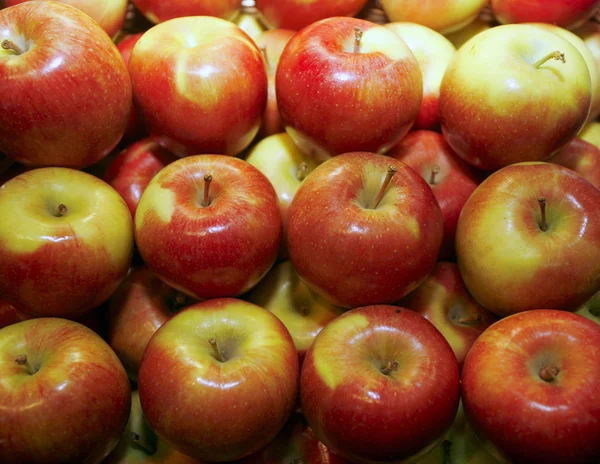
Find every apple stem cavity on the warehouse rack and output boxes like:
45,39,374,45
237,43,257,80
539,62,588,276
539,364,560,382
202,174,212,207
430,165,441,185
380,360,399,376
55,204,68,218
353,26,364,54
370,165,397,209
15,355,38,375
533,50,565,69
297,162,309,181
538,197,548,232
208,337,227,362
1,39,24,55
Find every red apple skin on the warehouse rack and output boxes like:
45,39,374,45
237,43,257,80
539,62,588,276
400,262,497,368
462,310,600,464
288,152,443,308
301,305,461,463
491,0,600,30
255,0,368,30
276,17,423,160
129,16,267,157
131,0,240,24
0,318,131,464
388,130,481,259
0,299,30,329
135,155,282,299
0,1,132,168
117,32,146,144
104,138,178,217
548,137,600,189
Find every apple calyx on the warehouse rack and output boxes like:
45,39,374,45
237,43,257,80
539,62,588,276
296,162,309,181
539,364,560,382
442,440,454,464
14,355,38,375
55,204,68,218
369,165,397,209
202,174,213,207
430,165,441,185
1,39,24,55
209,337,227,362
354,26,364,54
380,360,399,376
538,197,548,232
533,50,565,69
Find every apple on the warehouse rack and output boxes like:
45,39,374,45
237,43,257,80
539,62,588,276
288,152,443,308
135,155,281,299
138,298,299,462
388,130,481,259
385,22,456,131
231,0,269,44
439,24,592,171
245,133,318,258
301,305,461,463
576,291,600,324
0,1,132,168
255,0,369,30
5,0,129,38
129,16,267,157
456,162,600,317
400,262,497,368
462,309,600,464
547,137,600,188
0,299,30,329
131,0,240,24
380,0,489,34
104,138,178,217
0,160,28,185
579,120,600,148
491,0,600,30
0,318,131,463
276,17,422,161
444,18,490,49
0,167,134,318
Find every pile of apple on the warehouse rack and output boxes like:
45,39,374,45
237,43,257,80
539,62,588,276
2,0,600,463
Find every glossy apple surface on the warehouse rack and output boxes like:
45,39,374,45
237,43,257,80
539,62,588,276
0,1,132,168
138,298,299,462
0,318,131,464
548,137,600,188
131,0,239,23
491,0,600,30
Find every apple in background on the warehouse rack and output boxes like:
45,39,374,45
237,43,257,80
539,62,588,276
491,0,600,30
0,168,134,318
380,0,488,34
138,298,299,462
385,22,456,131
0,160,28,185
576,291,600,324
135,155,281,300
129,16,267,157
255,0,368,30
444,17,490,49
0,318,131,464
245,133,318,259
231,0,269,44
0,299,30,329
439,24,592,172
245,261,345,363
276,17,422,161
400,262,497,368
574,20,600,118
389,130,480,259
288,152,443,308
255,28,296,139
131,0,239,24
104,138,178,217
579,121,600,148
456,162,600,317
5,0,129,38
462,310,600,464
0,1,132,168
301,305,460,464
548,137,600,188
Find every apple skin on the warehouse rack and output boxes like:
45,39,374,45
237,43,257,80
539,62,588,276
579,120,600,148
439,24,592,172
462,310,600,464
443,18,490,49
0,1,132,168
138,298,299,462
0,167,134,318
0,318,131,464
388,130,481,259
0,299,30,329
576,291,600,324
276,17,422,161
135,155,282,300
131,0,239,24
456,162,600,317
255,0,368,30
104,138,178,217
547,137,600,189
301,305,461,464
491,0,600,30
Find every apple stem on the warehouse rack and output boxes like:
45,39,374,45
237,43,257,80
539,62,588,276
453,314,482,326
203,174,212,207
15,355,37,375
1,39,24,55
55,204,68,218
430,164,441,185
532,50,565,69
539,364,560,382
208,337,226,362
538,197,548,232
442,440,454,464
354,26,363,54
370,165,397,209
296,162,309,181
259,45,270,68
380,360,399,376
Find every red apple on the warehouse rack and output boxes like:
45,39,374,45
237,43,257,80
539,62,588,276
548,137,600,188
138,298,299,462
439,24,592,171
129,16,267,157
276,17,422,161
0,1,132,168
388,130,481,259
255,0,368,30
104,138,178,217
400,262,497,368
577,291,600,324
288,152,443,308
0,299,30,329
0,318,131,463
0,167,134,318
301,305,461,463
456,162,600,317
462,309,600,464
135,155,281,299
131,0,240,24
491,0,600,30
